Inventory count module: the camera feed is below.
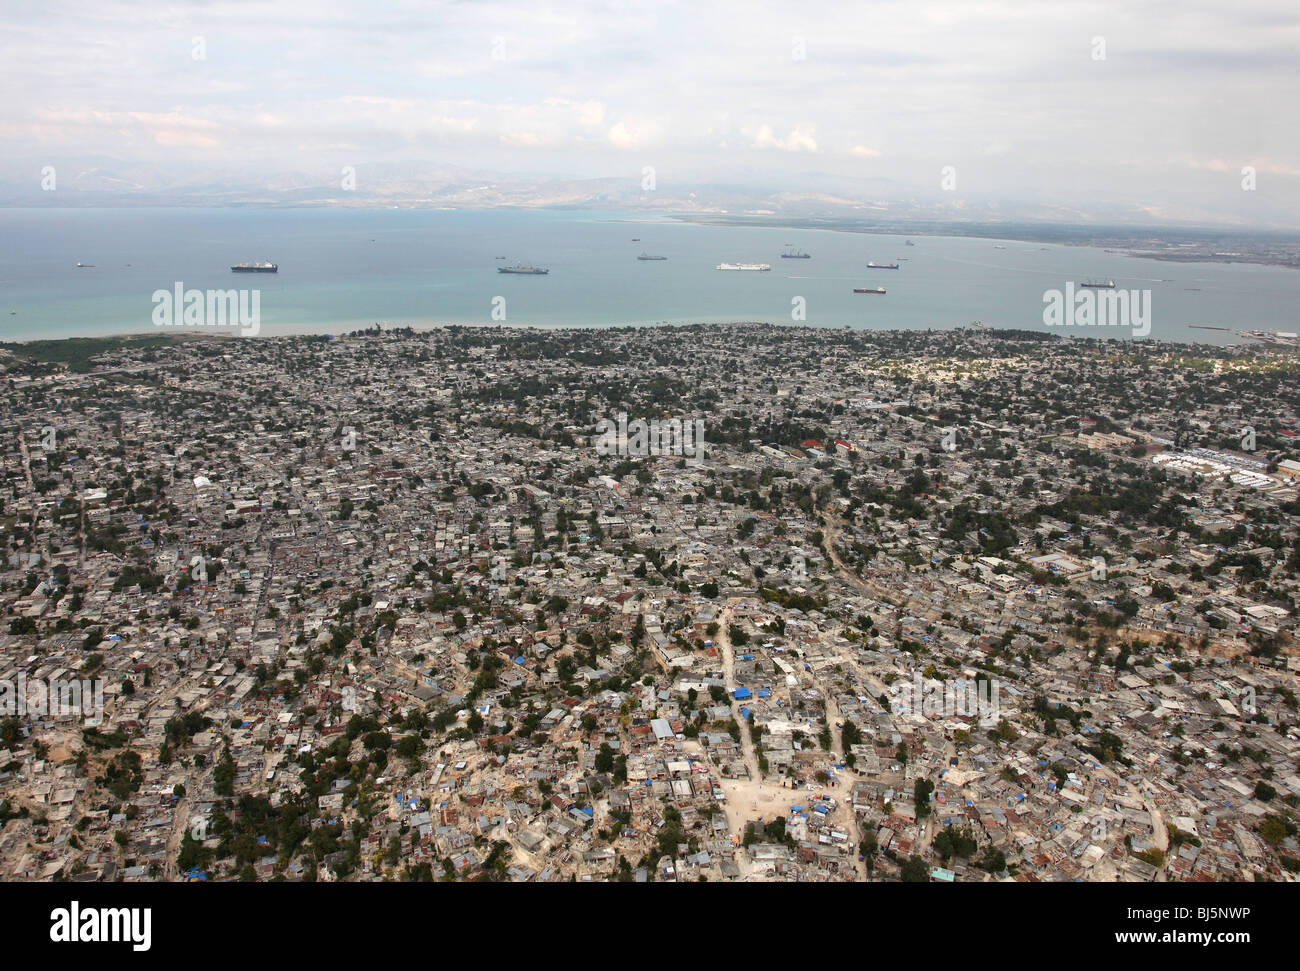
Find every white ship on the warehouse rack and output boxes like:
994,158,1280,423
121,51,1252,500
716,262,771,271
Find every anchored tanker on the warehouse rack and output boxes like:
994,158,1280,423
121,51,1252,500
231,261,277,273
637,253,667,261
497,264,549,274
716,263,771,271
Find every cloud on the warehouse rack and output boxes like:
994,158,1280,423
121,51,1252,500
544,98,607,127
500,131,552,148
153,129,220,148
0,0,1296,223
751,124,818,153
607,121,656,149
124,111,224,148
1190,157,1300,177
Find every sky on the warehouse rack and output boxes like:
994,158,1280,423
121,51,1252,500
3,0,1299,223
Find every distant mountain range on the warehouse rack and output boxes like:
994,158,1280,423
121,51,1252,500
2,157,1297,233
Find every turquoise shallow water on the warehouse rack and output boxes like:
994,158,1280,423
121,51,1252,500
0,207,1294,344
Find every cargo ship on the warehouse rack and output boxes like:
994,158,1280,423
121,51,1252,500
853,287,886,294
1080,278,1116,288
637,253,667,260
781,246,810,259
231,261,277,273
717,263,771,271
866,262,899,269
497,264,549,274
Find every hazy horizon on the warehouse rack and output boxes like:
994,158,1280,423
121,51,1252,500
3,1,1299,226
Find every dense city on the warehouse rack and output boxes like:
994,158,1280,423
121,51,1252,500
1,324,1297,883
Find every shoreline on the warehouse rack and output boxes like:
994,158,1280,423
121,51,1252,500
665,213,1300,271
0,319,1277,353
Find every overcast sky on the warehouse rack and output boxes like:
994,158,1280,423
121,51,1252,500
4,0,1298,221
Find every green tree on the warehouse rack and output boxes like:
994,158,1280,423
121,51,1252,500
595,743,615,774
900,855,929,882
913,778,934,818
